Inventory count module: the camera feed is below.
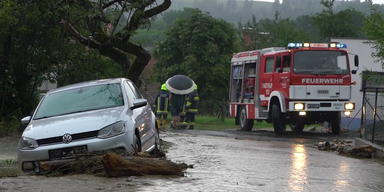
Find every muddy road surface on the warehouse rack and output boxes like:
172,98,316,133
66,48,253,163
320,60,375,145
1,129,384,192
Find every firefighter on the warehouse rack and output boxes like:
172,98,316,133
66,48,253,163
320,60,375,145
179,96,187,127
154,84,170,130
181,84,199,130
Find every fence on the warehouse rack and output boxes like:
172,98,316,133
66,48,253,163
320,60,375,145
361,87,384,145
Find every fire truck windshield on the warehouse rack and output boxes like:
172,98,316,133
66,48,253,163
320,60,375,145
293,50,349,75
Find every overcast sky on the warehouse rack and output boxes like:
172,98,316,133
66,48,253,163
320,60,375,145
257,0,384,4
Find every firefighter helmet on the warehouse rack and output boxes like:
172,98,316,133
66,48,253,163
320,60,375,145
161,84,167,91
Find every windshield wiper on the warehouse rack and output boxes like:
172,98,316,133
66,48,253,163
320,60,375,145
35,109,95,120
34,116,53,120
295,70,319,75
318,70,343,75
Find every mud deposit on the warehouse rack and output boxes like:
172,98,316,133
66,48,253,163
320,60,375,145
1,130,384,192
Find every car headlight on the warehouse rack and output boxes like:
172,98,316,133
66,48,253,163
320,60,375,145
20,137,39,150
294,103,304,110
344,103,355,110
98,121,126,139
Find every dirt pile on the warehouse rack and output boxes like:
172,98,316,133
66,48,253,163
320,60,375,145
317,140,375,158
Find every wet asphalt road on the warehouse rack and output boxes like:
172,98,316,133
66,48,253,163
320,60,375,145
1,129,384,192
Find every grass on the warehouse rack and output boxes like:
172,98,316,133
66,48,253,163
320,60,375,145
2,159,18,165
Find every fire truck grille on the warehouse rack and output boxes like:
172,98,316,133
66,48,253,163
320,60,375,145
320,103,332,107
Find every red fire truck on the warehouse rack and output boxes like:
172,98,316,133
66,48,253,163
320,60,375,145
229,42,359,135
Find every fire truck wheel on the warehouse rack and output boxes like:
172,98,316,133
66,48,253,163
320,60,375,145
239,106,254,131
330,112,341,135
272,103,286,135
290,113,305,133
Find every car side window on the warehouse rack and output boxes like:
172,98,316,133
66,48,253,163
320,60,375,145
124,82,135,106
127,80,143,99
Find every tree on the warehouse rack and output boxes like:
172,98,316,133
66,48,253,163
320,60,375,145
271,0,281,19
362,0,384,84
153,8,239,114
0,1,75,124
311,0,362,41
280,0,293,19
61,0,172,87
0,1,127,131
241,13,312,50
162,9,196,26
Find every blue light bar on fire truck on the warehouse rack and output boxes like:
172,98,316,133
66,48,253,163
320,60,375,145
287,42,347,48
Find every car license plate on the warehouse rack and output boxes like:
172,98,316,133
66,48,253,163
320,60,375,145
49,145,88,160
308,104,320,108
318,90,329,94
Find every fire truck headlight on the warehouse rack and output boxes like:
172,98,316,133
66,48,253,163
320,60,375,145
344,103,355,110
344,111,351,117
294,103,304,110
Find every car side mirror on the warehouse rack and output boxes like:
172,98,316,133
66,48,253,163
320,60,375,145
21,116,31,126
131,99,148,110
354,55,359,67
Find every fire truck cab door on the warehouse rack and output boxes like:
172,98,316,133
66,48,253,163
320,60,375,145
273,53,291,100
259,55,275,106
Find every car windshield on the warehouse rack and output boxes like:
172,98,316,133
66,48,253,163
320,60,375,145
34,83,123,119
293,50,349,75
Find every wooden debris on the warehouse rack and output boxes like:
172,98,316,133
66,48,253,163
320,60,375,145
317,140,376,158
38,149,186,177
101,152,187,177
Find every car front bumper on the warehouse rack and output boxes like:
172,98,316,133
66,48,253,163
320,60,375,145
17,130,135,172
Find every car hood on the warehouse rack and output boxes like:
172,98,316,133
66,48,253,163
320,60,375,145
23,107,125,140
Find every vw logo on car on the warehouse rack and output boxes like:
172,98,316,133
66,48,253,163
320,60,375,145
62,133,72,144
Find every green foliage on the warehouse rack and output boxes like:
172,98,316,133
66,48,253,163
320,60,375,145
0,0,124,129
3,159,18,165
131,29,166,47
241,13,312,50
153,8,239,113
162,9,196,26
360,70,384,86
311,0,363,41
362,0,384,68
0,0,63,123
0,109,22,137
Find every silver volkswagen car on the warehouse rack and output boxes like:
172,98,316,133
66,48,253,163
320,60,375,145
18,78,160,172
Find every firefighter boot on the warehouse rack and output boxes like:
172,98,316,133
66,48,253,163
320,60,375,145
180,122,188,129
157,120,161,128
188,124,194,130
162,120,167,130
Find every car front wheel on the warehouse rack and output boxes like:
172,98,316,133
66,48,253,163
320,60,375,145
133,133,142,153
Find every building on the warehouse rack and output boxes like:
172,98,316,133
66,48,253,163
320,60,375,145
331,38,384,130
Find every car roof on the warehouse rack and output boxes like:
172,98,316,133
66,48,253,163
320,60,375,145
47,78,126,94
